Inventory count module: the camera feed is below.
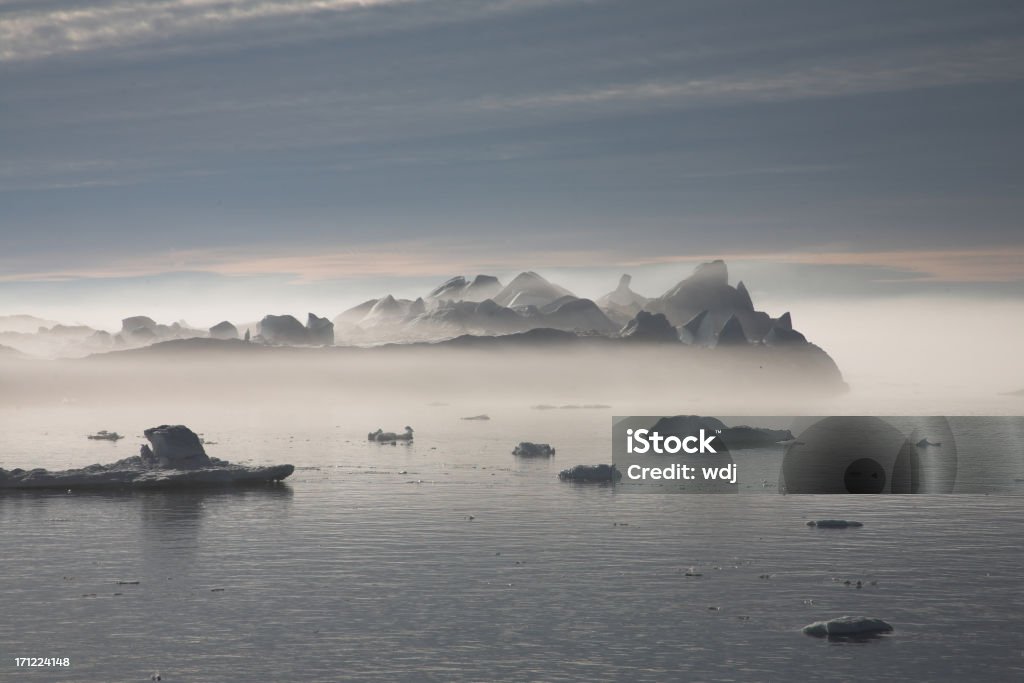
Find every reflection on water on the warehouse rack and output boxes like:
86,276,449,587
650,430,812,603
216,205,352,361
136,487,294,570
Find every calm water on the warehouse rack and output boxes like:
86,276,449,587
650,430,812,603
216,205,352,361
1,403,1023,682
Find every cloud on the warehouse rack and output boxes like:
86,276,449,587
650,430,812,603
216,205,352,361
473,39,1024,113
0,0,414,62
1,238,1021,286
0,0,580,63
0,239,622,283
630,248,1024,284
5,32,1020,194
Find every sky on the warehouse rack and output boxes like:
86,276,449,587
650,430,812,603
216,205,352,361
1,0,1023,326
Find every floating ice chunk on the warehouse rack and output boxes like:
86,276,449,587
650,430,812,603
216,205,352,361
513,442,555,457
368,426,414,443
87,430,124,441
802,616,893,638
1,424,294,490
558,464,619,482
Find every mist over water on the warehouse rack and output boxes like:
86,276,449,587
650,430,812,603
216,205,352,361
789,297,1024,411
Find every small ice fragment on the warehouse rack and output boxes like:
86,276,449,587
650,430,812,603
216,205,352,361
802,616,893,638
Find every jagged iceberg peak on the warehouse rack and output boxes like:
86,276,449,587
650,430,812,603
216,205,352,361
141,424,212,470
539,297,618,335
598,273,649,309
429,276,468,298
369,294,401,315
428,274,503,302
597,273,650,325
678,309,714,346
660,259,736,302
209,320,238,340
258,314,308,345
409,297,427,316
691,259,729,285
334,298,379,326
654,261,805,347
307,312,330,327
117,315,205,347
715,314,749,347
329,296,428,342
494,271,574,308
469,274,500,288
645,260,763,341
306,313,335,345
121,316,158,334
619,311,679,343
736,281,753,310
475,298,502,315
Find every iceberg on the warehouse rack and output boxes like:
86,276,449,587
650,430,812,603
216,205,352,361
306,313,335,346
513,442,555,457
368,426,414,443
494,272,574,308
558,464,620,482
258,314,309,345
619,311,679,343
87,430,124,441
428,274,503,302
0,425,293,490
209,321,239,340
597,274,649,324
802,616,893,638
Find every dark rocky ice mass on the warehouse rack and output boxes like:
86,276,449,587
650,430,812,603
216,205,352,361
0,425,294,490
513,442,556,457
368,426,415,443
558,464,621,483
209,320,239,340
802,616,894,639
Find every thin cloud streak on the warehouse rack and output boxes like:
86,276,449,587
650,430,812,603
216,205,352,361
631,249,1024,284
0,0,415,62
1,243,1022,285
475,40,1024,112
0,242,622,283
0,0,580,63
3,37,1019,194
